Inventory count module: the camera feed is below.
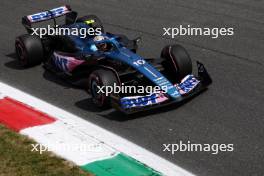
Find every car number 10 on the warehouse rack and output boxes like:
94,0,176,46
133,59,145,66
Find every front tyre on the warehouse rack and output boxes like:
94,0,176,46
161,44,192,80
15,34,44,67
88,69,120,108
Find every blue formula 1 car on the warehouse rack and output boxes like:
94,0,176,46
15,5,212,114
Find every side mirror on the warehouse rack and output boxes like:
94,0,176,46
134,37,142,45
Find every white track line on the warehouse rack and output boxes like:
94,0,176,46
21,121,117,165
0,82,195,176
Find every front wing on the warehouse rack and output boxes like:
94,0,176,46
110,61,212,114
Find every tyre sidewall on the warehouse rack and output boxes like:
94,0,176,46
15,34,44,67
161,45,192,80
88,69,120,108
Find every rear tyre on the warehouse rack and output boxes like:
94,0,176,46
161,44,192,80
88,69,120,108
76,15,104,33
15,34,44,67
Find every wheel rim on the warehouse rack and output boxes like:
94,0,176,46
90,79,104,106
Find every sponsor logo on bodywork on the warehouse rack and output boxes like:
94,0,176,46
121,94,158,109
121,75,200,109
176,75,200,94
27,6,70,22
53,52,84,72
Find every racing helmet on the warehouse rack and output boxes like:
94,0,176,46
93,35,105,42
93,35,108,51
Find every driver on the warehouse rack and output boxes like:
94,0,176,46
93,35,108,51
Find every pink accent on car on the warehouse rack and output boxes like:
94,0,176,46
53,52,85,72
66,57,85,72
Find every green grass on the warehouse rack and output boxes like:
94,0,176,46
0,124,92,176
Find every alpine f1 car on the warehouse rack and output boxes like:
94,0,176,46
15,5,212,114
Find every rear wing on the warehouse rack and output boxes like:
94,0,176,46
22,5,77,33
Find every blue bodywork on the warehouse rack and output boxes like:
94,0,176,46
63,23,181,100
24,6,212,112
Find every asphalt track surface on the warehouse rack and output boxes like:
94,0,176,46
0,1,264,176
